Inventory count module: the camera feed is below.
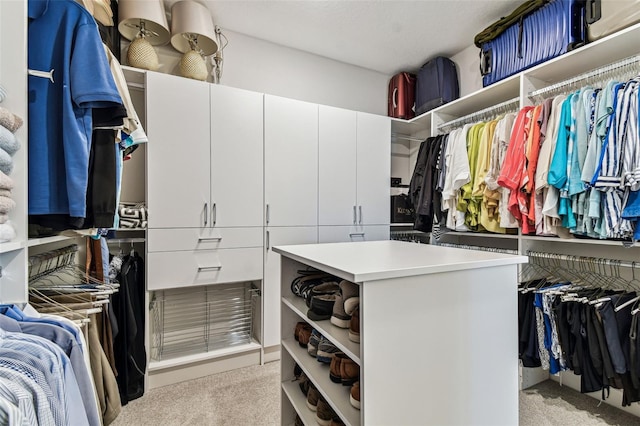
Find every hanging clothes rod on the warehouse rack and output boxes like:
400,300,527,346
438,97,520,132
437,242,518,255
528,54,640,99
526,250,640,269
106,237,145,244
391,133,425,142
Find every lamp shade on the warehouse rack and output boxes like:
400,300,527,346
118,0,170,45
170,1,218,56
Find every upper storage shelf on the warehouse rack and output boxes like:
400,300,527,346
389,22,640,140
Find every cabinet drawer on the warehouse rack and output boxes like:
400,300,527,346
147,247,263,290
148,227,262,252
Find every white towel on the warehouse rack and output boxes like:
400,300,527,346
0,213,7,224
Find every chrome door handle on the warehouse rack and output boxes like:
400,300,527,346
198,266,222,272
212,203,217,226
198,237,222,242
204,202,209,227
353,206,357,225
266,204,270,224
359,206,363,224
349,233,365,237
266,230,270,250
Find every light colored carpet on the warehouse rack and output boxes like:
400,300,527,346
113,362,640,426
111,361,280,426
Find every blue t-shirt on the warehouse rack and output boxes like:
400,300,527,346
28,0,122,218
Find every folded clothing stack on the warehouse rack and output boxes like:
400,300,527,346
119,202,147,228
0,102,23,243
0,106,23,176
0,170,15,242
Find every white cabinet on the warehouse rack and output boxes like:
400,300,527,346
276,241,527,426
211,85,263,228
318,106,390,242
318,225,389,243
263,226,318,348
264,95,318,227
318,106,357,226
356,112,390,226
146,71,211,229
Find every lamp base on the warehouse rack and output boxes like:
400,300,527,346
127,37,160,71
179,50,208,81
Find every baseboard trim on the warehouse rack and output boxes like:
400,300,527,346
148,350,262,389
263,345,281,363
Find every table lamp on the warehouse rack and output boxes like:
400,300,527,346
118,0,170,71
170,1,218,81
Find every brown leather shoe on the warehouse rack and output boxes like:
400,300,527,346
329,352,344,383
350,381,360,410
298,326,312,348
348,305,360,343
294,321,311,341
339,354,359,386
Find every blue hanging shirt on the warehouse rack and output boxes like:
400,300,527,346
28,0,122,218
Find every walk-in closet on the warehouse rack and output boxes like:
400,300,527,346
4,0,640,425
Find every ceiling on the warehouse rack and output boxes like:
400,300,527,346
164,0,521,76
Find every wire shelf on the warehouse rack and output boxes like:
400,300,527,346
150,282,260,361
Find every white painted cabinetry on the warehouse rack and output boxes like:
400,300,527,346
318,106,390,242
146,72,211,229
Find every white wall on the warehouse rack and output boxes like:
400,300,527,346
124,29,389,115
451,43,483,98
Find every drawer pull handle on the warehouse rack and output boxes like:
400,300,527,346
198,266,222,272
198,237,223,242
349,233,365,237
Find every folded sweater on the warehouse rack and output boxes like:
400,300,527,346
0,124,20,155
0,107,23,133
0,147,12,175
0,195,16,213
0,170,12,190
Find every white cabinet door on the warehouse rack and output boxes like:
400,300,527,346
318,106,357,226
318,225,390,243
146,72,211,228
264,95,318,227
211,85,263,228
356,112,391,226
263,226,318,347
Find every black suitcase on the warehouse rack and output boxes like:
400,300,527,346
478,0,587,87
414,57,459,115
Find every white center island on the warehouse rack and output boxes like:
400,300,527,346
274,240,528,426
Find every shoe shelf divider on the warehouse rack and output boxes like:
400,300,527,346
276,240,528,426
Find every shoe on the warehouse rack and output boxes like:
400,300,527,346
295,321,311,341
308,329,322,357
299,326,313,348
307,293,337,321
329,418,345,426
316,397,337,426
317,337,341,364
329,353,343,384
348,305,360,343
306,383,320,411
339,280,359,315
296,373,311,396
350,381,360,410
330,292,350,329
306,281,340,307
339,354,359,386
